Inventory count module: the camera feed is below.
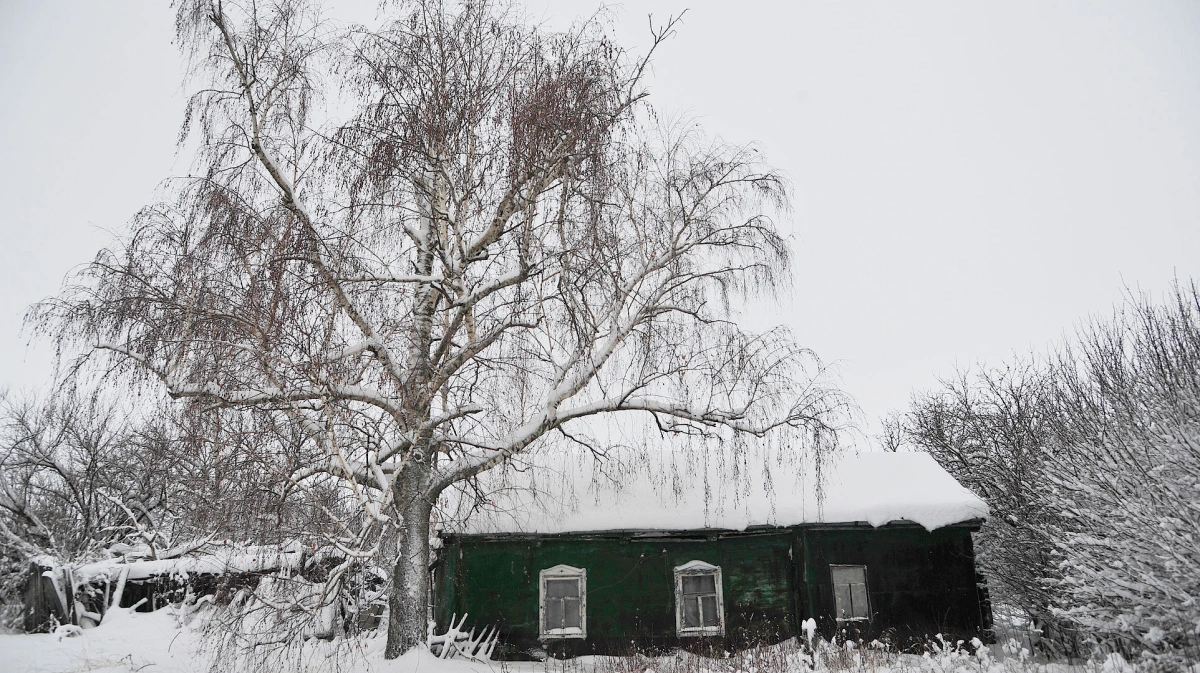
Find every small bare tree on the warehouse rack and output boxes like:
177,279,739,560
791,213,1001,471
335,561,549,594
884,362,1071,650
0,389,208,627
0,392,102,570
0,391,165,565
35,0,845,657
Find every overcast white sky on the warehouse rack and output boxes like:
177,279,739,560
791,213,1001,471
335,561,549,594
2,1,1199,444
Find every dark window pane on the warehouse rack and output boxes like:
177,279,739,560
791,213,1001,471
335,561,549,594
546,579,579,598
563,598,581,628
682,574,716,595
834,583,852,619
546,598,564,629
700,595,719,627
683,597,700,627
850,583,869,619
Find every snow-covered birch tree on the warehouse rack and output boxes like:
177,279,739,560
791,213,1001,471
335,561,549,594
34,0,846,657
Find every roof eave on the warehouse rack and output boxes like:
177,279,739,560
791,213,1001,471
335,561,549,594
439,517,986,541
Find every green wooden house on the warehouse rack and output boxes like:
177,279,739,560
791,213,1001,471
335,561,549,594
433,452,991,659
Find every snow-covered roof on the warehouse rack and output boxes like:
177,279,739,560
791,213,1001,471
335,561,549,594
446,451,988,535
73,543,304,583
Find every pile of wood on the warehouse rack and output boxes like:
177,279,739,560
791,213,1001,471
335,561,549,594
21,544,304,632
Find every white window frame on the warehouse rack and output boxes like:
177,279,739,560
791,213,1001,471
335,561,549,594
539,564,587,640
830,564,871,622
674,560,725,637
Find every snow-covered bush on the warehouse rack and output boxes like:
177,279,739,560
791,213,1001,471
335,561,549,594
573,634,1153,673
890,280,1200,667
1044,282,1200,667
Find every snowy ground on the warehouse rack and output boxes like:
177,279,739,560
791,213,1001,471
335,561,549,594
4,605,512,673
0,607,1165,673
3,607,199,673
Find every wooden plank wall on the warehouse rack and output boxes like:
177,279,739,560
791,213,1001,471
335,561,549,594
436,524,990,659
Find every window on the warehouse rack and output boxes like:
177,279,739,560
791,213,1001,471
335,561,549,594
830,565,870,621
539,565,586,639
674,560,724,636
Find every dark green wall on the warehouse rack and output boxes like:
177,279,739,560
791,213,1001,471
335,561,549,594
799,526,987,647
436,524,988,659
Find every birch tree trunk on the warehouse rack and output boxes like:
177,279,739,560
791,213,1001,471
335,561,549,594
388,461,434,658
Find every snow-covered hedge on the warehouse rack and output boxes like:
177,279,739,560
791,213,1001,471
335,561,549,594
892,281,1200,667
